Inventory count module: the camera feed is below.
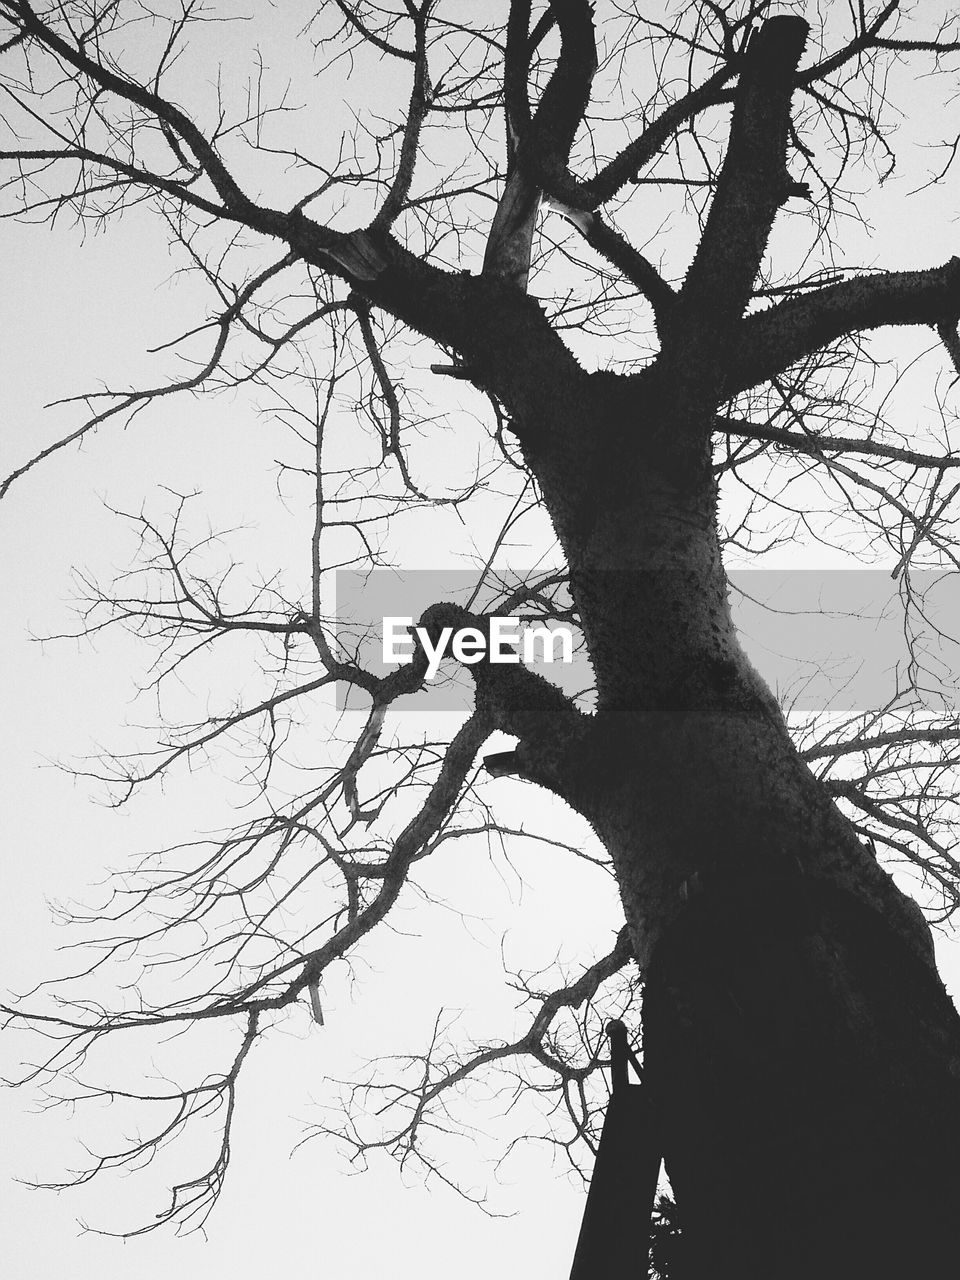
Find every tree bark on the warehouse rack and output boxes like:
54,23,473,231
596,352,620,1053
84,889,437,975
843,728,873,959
513,389,960,1276
584,578,960,1276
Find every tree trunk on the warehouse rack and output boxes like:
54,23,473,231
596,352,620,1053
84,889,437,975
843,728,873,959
521,398,960,1276
590,592,960,1276
580,633,960,1274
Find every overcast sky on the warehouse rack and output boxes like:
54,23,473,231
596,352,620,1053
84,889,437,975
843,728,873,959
0,204,603,1277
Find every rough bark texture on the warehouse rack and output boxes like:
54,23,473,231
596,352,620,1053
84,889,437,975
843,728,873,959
522,397,960,1274
490,334,960,1271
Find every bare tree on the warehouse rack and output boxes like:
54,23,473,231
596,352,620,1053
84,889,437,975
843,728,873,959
4,1,960,1274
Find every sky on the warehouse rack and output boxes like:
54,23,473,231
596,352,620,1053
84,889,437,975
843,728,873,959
0,206,602,1274
4,3,960,1277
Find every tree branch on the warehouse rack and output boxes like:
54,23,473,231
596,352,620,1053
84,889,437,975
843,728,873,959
546,199,675,333
726,258,960,396
504,0,534,152
797,0,899,85
715,414,960,472
8,1,255,217
529,0,597,189
481,166,542,289
0,145,230,217
2,2,590,424
370,1,432,230
291,224,590,418
540,65,738,211
330,0,416,61
483,0,597,289
416,602,591,796
802,725,960,762
676,16,809,334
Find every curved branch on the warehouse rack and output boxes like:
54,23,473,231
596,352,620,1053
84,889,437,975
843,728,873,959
546,65,738,211
330,0,417,61
504,0,534,149
415,601,591,797
530,0,597,183
546,199,675,332
483,0,597,289
728,258,960,395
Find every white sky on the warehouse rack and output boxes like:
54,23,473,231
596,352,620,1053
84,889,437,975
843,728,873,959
0,206,603,1276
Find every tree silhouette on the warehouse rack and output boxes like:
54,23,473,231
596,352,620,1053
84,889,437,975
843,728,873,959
4,2,960,1275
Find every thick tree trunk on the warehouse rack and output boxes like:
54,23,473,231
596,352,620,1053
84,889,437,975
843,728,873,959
580,600,960,1273
520,393,960,1276
591,643,960,1276
589,597,960,1276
